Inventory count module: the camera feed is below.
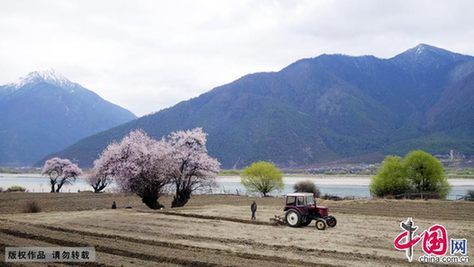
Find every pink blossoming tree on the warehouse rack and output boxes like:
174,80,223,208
87,155,115,193
95,128,220,209
41,157,82,192
96,129,173,209
168,128,220,207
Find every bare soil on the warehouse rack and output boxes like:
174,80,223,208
0,193,472,266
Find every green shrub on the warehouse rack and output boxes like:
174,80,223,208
7,185,26,192
241,161,283,197
293,180,321,197
405,150,450,199
370,156,410,197
370,151,450,199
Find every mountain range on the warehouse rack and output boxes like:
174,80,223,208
0,70,136,166
31,44,474,168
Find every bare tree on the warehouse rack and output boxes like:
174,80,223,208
41,157,82,192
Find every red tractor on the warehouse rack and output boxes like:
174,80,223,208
283,193,337,230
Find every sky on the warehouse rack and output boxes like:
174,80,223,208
1,0,473,116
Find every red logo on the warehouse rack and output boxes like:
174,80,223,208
394,218,449,262
423,225,448,255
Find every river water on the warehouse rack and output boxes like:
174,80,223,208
1,173,473,200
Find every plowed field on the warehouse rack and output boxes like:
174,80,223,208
0,194,472,266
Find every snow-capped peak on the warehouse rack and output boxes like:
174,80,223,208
10,69,78,91
393,43,469,63
414,44,426,55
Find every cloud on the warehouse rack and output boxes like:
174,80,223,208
1,0,473,115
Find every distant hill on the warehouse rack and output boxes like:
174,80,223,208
0,70,136,166
47,44,474,168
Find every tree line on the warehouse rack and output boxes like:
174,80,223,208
42,133,452,208
42,128,220,208
238,151,451,199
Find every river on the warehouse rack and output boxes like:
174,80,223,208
1,173,473,200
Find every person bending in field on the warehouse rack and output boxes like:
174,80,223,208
250,201,257,220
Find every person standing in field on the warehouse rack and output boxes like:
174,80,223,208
250,201,257,220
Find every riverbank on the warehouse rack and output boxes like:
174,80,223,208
3,172,474,179
2,173,474,199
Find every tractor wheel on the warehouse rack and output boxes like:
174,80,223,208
325,216,337,227
301,219,312,227
285,210,301,227
315,218,327,230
